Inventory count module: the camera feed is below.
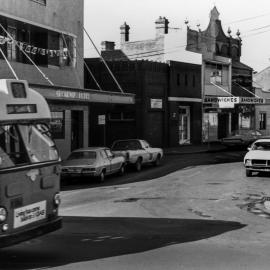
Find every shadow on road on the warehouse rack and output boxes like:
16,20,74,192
0,216,246,269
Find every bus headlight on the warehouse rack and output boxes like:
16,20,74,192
245,159,252,166
0,207,7,222
54,193,61,206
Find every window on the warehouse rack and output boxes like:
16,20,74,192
50,111,65,139
259,112,266,130
60,34,76,67
108,111,135,121
239,114,251,129
105,149,114,158
210,64,222,85
68,151,96,160
7,26,17,61
0,124,58,169
192,74,196,87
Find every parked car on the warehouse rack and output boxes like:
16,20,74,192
61,147,126,182
111,139,163,171
244,139,270,177
221,129,263,148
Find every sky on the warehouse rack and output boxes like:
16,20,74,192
84,0,270,72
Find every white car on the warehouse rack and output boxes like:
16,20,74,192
111,139,163,171
244,139,270,177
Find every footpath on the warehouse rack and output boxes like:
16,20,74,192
164,142,227,155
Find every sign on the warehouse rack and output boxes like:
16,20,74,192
203,96,266,108
98,115,106,125
239,97,265,104
14,201,46,229
151,98,163,109
204,96,239,108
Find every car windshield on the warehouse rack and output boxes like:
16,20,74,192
252,142,270,151
112,140,141,150
68,151,96,160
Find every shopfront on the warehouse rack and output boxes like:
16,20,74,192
30,84,135,159
202,96,265,141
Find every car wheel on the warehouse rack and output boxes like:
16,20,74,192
153,154,161,166
99,170,105,182
246,169,252,177
135,158,142,172
118,165,125,176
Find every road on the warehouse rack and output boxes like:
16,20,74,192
3,150,270,269
61,149,246,190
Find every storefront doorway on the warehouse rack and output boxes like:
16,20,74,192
71,110,84,151
179,106,190,145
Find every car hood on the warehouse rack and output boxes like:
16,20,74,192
61,159,96,167
245,150,270,160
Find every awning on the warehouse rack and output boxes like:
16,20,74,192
30,83,135,104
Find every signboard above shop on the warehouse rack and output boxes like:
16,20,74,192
203,96,265,108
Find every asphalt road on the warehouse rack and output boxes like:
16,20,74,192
2,149,260,270
61,149,247,190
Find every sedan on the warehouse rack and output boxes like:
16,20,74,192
61,147,126,182
221,129,263,148
244,139,270,177
111,139,163,171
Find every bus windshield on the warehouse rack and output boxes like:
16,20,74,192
0,123,59,169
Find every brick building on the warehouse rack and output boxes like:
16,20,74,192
84,59,168,147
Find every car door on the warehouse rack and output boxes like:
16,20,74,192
140,140,154,162
105,149,120,173
99,150,111,173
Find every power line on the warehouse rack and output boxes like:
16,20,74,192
225,12,270,25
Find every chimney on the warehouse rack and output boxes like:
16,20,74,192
101,41,115,51
155,16,169,37
120,22,130,44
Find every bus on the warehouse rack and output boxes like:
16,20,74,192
0,79,62,247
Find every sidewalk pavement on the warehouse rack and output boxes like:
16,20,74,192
164,142,227,155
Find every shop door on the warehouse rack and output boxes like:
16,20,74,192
71,110,84,151
179,106,190,145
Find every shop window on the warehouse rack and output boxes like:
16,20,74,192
239,114,251,129
108,112,135,121
259,112,266,130
50,111,65,139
